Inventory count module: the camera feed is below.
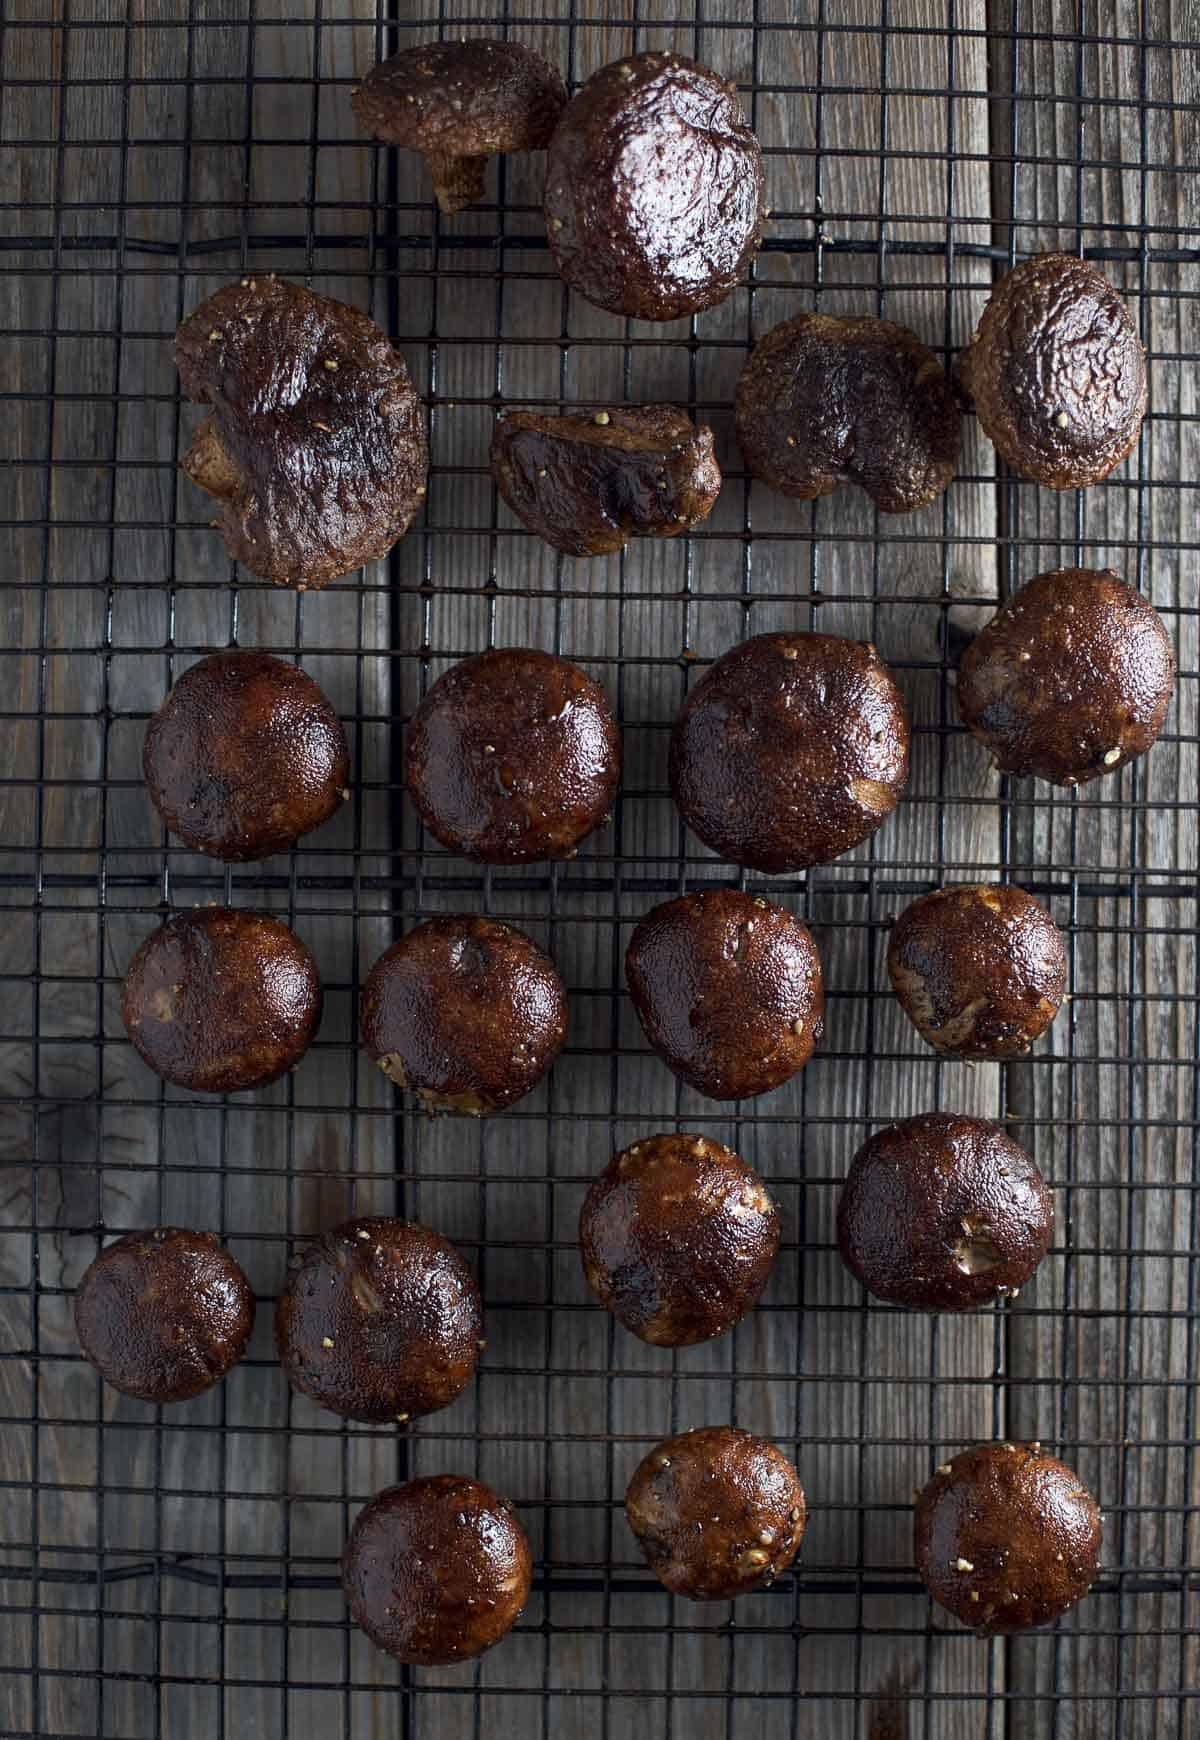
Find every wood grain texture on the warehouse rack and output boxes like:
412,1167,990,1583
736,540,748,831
1,1,1196,1737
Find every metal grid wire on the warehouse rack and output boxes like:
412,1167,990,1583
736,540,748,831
1,0,1198,1735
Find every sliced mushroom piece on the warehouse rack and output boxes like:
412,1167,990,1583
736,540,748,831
959,252,1147,488
491,405,721,556
352,39,566,214
736,311,961,513
175,277,427,589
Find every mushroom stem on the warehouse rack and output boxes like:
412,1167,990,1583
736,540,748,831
181,415,240,501
427,150,488,214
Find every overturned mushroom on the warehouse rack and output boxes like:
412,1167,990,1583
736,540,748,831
352,39,566,214
736,311,961,513
175,277,427,588
491,405,721,556
959,252,1147,488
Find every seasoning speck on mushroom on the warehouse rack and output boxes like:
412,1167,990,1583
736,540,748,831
735,311,961,513
491,404,721,557
352,39,566,214
175,278,427,588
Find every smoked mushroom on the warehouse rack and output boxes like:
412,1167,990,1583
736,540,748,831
352,39,566,215
143,650,350,861
735,312,961,513
276,1215,482,1424
360,914,567,1113
625,888,824,1101
545,51,765,321
74,1228,255,1403
120,907,322,1092
580,1133,780,1346
957,566,1176,786
669,632,910,872
176,277,427,587
887,883,1066,1060
343,1475,532,1664
405,647,620,862
914,1442,1101,1632
836,1113,1054,1311
625,1425,806,1600
959,252,1147,488
491,405,721,557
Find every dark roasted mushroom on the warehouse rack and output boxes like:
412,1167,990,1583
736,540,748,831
352,39,566,215
176,277,427,587
626,888,824,1101
120,906,322,1092
580,1133,779,1345
625,1425,806,1600
836,1113,1054,1311
343,1475,532,1663
276,1216,482,1423
959,252,1147,488
669,632,910,872
74,1228,255,1403
914,1442,1101,1632
735,312,961,513
887,883,1066,1060
405,647,620,862
491,405,721,556
957,567,1175,786
545,51,765,321
143,650,350,861
360,914,567,1114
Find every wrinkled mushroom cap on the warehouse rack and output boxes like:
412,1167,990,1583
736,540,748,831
735,311,961,513
176,277,427,588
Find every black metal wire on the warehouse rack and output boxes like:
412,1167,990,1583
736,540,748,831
2,1,1198,1736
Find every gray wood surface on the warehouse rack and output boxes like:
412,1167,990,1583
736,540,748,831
1,2,1196,1737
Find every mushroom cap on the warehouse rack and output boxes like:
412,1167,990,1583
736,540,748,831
352,38,566,154
545,50,765,321
914,1443,1101,1632
961,252,1147,488
143,650,350,861
735,311,961,513
957,566,1176,786
836,1112,1054,1311
175,277,427,587
886,883,1067,1060
491,404,721,556
669,631,910,872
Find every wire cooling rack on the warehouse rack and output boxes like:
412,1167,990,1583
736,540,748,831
2,2,1198,1736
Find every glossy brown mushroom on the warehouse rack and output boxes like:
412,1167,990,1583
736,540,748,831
545,51,765,321
120,907,322,1092
957,567,1175,786
669,632,910,872
352,39,566,214
143,650,350,861
343,1475,533,1664
914,1442,1101,1632
74,1228,255,1403
360,915,567,1114
887,883,1066,1060
959,253,1146,488
176,277,427,587
276,1216,482,1423
836,1113,1053,1311
625,889,824,1101
625,1425,806,1600
405,647,620,863
491,404,721,556
735,312,961,513
580,1133,779,1345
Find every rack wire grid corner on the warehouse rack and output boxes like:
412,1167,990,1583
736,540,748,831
2,0,1199,1735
